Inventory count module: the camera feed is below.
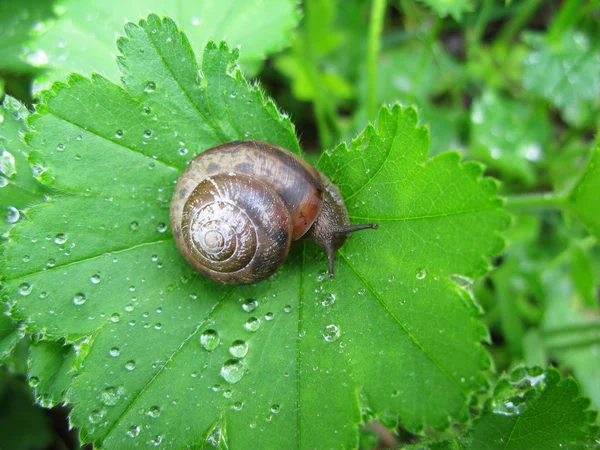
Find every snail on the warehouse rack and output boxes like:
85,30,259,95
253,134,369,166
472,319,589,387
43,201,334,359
170,141,377,285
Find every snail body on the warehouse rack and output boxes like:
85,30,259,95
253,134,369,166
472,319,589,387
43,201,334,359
170,141,377,285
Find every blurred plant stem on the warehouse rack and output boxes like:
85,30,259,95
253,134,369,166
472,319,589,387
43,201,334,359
497,0,544,44
303,0,339,150
367,0,386,120
504,192,569,211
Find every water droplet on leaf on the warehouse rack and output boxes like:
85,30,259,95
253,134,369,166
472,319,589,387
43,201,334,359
229,340,248,358
221,359,245,384
242,298,258,312
200,329,220,351
245,317,260,332
323,324,341,342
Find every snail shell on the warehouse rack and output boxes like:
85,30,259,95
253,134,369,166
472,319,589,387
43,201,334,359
170,141,377,285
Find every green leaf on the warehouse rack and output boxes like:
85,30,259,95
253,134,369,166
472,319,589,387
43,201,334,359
415,0,473,21
25,0,299,88
28,339,75,407
568,142,600,240
0,0,56,72
537,266,600,411
522,31,600,128
377,43,461,102
0,96,50,239
352,42,462,156
570,246,597,309
1,16,508,448
469,90,552,185
468,367,599,449
0,302,24,361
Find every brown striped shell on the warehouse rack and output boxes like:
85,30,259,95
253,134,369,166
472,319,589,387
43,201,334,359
170,141,324,285
170,141,378,285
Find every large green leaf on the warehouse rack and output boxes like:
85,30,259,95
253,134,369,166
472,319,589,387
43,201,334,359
468,367,599,449
24,0,299,89
0,16,507,448
568,142,600,240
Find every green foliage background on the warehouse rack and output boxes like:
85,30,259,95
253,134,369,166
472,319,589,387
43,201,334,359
1,0,599,449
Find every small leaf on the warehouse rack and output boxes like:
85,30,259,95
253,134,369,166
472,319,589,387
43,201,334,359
0,302,24,361
470,90,551,184
377,43,461,101
568,142,600,240
25,0,300,88
522,31,600,127
570,246,597,309
468,366,599,449
28,339,75,407
415,0,474,21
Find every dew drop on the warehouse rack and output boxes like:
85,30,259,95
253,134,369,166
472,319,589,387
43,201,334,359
109,347,120,357
229,340,248,358
100,386,122,406
54,233,67,244
19,282,32,296
416,268,427,280
151,435,163,446
323,324,341,342
321,293,336,306
264,312,274,321
143,130,152,139
5,206,20,223
233,401,244,411
144,81,156,93
56,143,65,151
178,147,188,156
90,274,101,284
127,425,140,438
200,329,220,351
125,360,136,371
115,130,124,138
88,410,105,424
156,223,167,233
242,298,258,312
221,359,245,384
73,292,86,306
245,317,260,332
283,305,292,313
270,404,280,414
147,405,161,418
28,376,40,387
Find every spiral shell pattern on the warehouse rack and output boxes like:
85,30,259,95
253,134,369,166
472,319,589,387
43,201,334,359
174,173,293,285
